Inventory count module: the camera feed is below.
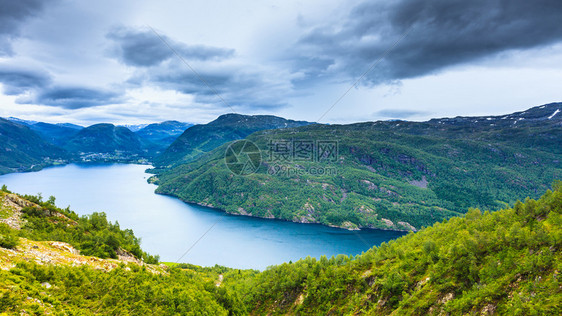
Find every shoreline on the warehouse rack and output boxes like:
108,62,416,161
154,191,415,233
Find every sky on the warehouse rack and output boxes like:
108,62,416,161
1,0,562,126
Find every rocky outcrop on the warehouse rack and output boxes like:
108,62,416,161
0,193,34,229
0,238,165,274
409,176,428,189
398,221,417,232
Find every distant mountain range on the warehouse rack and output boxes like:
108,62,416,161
0,113,309,173
135,121,194,154
0,118,193,173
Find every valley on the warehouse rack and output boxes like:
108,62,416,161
2,103,561,233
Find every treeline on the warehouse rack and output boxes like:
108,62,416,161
1,186,158,263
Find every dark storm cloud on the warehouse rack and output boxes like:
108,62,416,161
35,86,124,109
0,65,52,95
0,0,56,56
0,65,122,109
143,64,289,110
112,25,292,111
107,27,235,67
295,0,562,84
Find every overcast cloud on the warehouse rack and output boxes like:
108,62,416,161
0,0,57,56
0,0,561,125
294,0,562,85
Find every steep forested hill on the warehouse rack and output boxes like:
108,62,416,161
0,118,68,175
153,113,311,168
153,103,562,230
63,123,146,157
28,122,83,146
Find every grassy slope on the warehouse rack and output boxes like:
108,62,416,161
1,185,561,314
226,182,562,315
0,189,241,315
154,103,562,230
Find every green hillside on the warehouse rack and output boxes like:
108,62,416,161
0,118,69,175
1,183,561,314
153,113,311,168
28,122,83,146
229,182,562,315
153,103,562,230
63,123,146,159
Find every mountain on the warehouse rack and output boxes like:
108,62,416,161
0,118,68,175
153,103,562,230
1,182,560,314
153,114,312,168
6,117,38,126
120,123,149,132
135,120,193,154
63,123,146,160
4,117,84,147
55,122,83,130
28,122,83,146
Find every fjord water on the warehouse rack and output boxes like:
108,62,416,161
0,164,406,269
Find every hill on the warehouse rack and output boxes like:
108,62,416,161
135,120,193,154
153,114,312,168
153,103,562,231
0,118,68,175
28,122,83,146
228,182,562,315
1,182,560,314
63,123,147,161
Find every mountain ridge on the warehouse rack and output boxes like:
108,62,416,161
153,102,562,231
153,113,313,168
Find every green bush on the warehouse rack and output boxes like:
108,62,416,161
0,223,19,249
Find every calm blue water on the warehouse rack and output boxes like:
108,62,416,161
0,164,406,269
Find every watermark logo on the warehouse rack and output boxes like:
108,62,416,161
225,139,338,176
267,140,338,176
268,140,338,163
225,140,262,175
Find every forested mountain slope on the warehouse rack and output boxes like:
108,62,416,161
0,118,68,175
28,122,83,146
154,113,311,168
154,103,562,230
63,123,146,157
